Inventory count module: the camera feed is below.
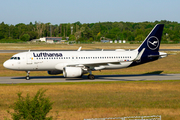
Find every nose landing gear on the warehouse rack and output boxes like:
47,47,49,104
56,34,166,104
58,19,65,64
26,71,30,80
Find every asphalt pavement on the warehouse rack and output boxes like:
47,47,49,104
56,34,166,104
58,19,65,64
0,74,179,84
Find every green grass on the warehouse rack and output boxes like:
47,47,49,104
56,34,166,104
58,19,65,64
1,81,180,119
0,80,178,86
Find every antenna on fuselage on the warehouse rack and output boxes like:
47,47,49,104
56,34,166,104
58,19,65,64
28,50,31,52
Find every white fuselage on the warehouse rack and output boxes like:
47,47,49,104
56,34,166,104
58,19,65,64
3,50,138,71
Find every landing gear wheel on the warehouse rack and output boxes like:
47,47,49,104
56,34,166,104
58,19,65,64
26,76,30,80
26,71,30,80
88,74,95,80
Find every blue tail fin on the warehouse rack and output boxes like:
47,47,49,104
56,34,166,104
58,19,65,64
136,24,164,53
129,24,165,67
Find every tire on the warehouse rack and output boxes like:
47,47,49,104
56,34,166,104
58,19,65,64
88,74,95,80
26,76,30,80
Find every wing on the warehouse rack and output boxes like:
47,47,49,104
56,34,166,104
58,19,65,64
55,48,145,71
67,60,123,67
67,48,145,68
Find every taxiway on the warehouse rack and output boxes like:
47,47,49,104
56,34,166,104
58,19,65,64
0,74,180,84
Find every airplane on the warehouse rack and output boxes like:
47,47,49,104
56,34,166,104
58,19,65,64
3,24,167,80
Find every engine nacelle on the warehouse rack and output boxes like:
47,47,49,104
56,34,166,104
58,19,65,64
47,70,63,75
63,67,83,77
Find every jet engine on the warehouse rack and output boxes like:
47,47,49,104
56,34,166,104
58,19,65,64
63,67,83,77
47,70,63,75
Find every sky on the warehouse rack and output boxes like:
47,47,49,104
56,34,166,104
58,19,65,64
0,0,180,25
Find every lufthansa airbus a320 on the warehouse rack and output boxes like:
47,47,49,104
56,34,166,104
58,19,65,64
3,24,167,80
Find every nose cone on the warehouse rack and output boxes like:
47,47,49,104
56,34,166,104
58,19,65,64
3,60,10,69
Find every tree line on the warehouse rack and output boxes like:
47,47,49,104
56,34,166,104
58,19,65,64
0,20,180,43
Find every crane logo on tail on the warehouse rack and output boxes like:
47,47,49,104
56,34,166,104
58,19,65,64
147,36,159,50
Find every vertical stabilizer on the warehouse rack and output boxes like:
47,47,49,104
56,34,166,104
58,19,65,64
136,24,164,53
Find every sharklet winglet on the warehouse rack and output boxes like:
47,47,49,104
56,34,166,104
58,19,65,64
134,48,145,61
77,47,82,51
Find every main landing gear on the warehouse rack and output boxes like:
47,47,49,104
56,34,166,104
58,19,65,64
87,70,95,80
88,74,95,80
26,71,30,80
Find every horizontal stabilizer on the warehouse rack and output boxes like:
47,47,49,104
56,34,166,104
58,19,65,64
148,52,167,58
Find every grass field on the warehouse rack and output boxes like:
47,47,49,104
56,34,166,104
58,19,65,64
0,81,180,120
1,43,180,120
1,43,180,50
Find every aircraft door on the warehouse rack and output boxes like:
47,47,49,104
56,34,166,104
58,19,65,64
26,53,32,64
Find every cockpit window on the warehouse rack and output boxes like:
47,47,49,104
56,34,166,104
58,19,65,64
10,57,20,60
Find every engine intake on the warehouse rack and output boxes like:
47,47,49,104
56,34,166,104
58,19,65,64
63,67,83,77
